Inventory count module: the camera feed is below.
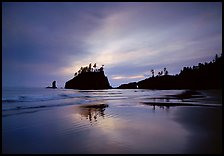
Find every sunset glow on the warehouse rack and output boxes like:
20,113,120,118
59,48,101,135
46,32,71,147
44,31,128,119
3,2,222,87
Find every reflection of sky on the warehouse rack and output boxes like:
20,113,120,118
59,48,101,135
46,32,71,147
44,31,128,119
2,2,222,87
3,89,221,153
72,103,189,154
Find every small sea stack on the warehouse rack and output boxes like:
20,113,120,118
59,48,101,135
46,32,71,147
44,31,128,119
46,81,57,89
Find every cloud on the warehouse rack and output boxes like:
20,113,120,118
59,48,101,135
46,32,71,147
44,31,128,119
112,75,145,80
2,2,222,87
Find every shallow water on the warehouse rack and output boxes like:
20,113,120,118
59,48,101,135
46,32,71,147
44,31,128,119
2,88,222,154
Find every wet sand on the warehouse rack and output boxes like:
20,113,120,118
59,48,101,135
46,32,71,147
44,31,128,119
2,89,222,154
173,106,222,154
2,103,222,154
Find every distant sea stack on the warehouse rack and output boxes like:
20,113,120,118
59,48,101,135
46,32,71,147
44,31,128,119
46,81,57,89
65,63,112,90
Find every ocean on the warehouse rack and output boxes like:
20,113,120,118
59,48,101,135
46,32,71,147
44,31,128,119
2,87,222,154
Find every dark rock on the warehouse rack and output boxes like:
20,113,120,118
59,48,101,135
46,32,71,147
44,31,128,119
65,71,112,90
46,80,57,89
117,82,138,89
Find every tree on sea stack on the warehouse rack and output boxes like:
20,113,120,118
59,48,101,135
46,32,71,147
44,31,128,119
93,63,97,72
65,63,112,89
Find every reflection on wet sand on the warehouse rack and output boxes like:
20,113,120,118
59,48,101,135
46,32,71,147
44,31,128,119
145,90,204,103
151,104,170,111
141,101,221,111
2,89,222,154
141,90,221,111
77,103,108,123
173,107,222,154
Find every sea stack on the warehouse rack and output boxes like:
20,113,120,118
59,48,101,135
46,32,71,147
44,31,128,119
46,80,57,89
65,63,112,90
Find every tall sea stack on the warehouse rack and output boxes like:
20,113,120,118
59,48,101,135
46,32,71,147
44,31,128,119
65,64,112,89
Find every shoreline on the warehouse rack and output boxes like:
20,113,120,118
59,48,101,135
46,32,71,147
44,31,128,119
2,89,222,154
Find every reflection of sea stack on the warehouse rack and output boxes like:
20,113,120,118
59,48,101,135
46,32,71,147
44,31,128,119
65,63,112,89
78,103,108,122
46,80,57,89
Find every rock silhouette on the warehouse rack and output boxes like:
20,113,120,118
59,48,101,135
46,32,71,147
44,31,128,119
46,80,57,89
65,63,112,89
117,82,138,89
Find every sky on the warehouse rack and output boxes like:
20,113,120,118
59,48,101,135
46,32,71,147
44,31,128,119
2,2,222,88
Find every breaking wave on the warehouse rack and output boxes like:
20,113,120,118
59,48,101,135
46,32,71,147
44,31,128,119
2,93,83,103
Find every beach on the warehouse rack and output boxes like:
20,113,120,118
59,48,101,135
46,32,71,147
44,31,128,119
2,88,222,154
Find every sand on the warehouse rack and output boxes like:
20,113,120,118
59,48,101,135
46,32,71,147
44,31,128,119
2,101,222,154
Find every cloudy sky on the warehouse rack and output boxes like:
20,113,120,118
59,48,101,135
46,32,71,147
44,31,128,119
2,2,222,88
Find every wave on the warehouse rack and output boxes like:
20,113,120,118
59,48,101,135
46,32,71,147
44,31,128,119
2,93,81,103
2,89,222,114
2,94,125,104
2,102,75,112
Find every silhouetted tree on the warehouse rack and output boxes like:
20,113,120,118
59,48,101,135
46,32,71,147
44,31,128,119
198,63,204,69
99,65,104,72
151,69,154,77
78,68,81,74
88,63,92,72
215,54,218,62
93,63,97,72
80,67,83,73
160,71,163,76
164,68,168,75
193,66,197,70
157,70,164,77
74,72,77,77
